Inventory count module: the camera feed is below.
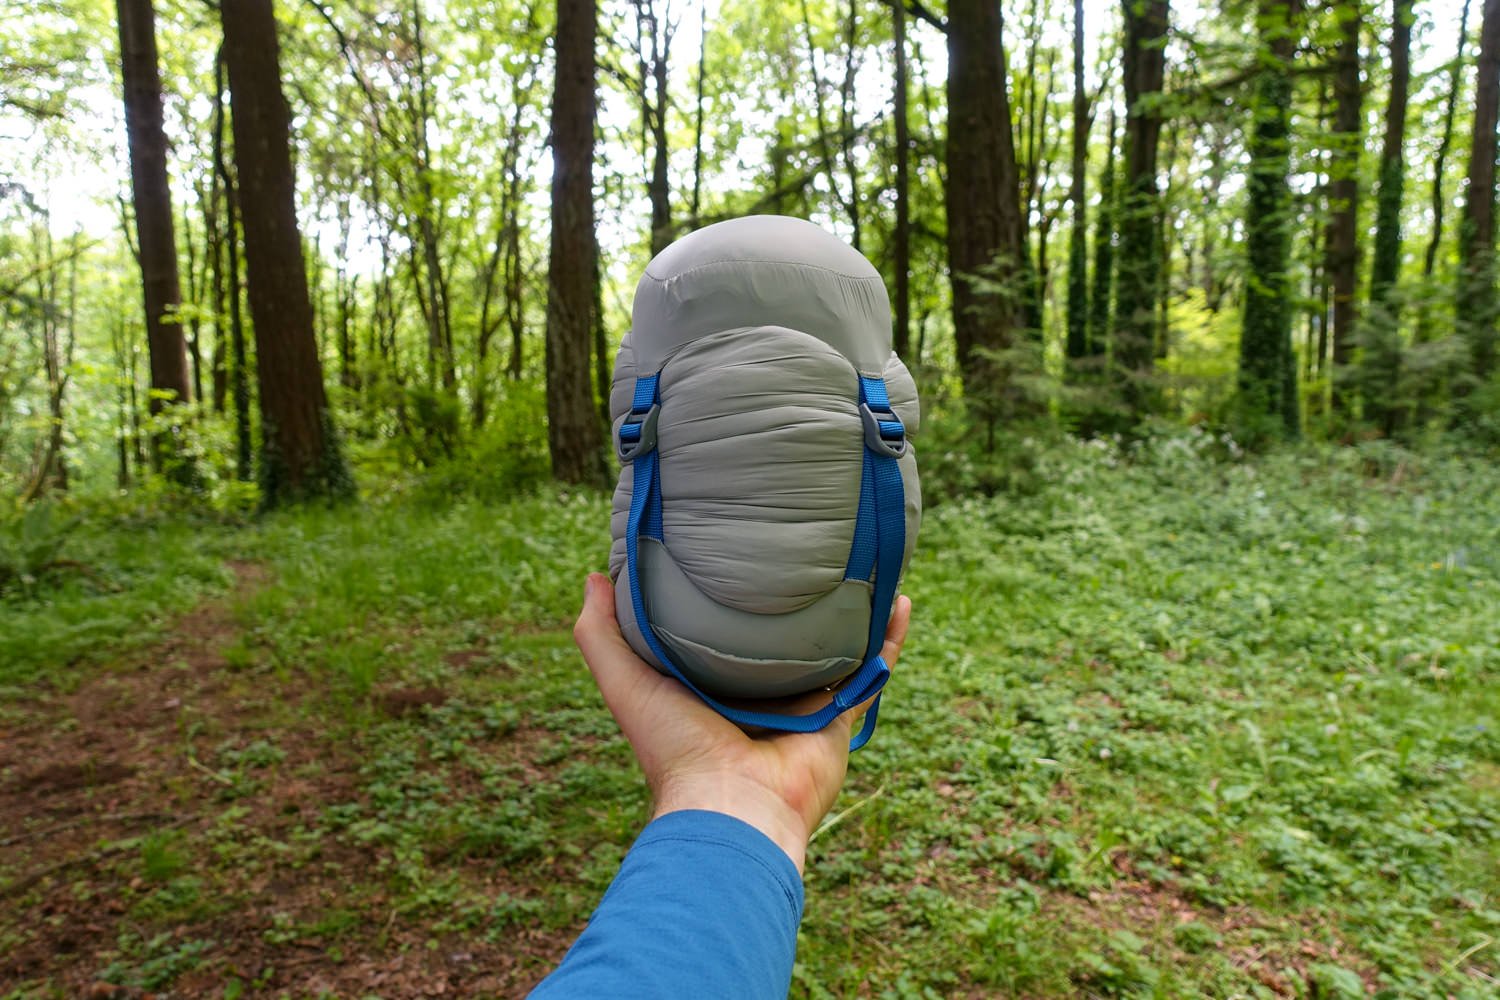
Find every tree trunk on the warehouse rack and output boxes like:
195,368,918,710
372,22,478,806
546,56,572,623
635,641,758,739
945,0,1026,424
632,0,673,256
1325,1,1361,414
221,0,351,504
213,49,252,482
1459,0,1500,381
1089,108,1116,357
1237,0,1300,439
1419,0,1471,347
1114,0,1168,419
838,0,863,250
892,0,910,358
115,0,193,470
1424,0,1471,291
1065,0,1089,367
1369,0,1411,307
690,1,708,226
546,0,604,484
1364,0,1413,433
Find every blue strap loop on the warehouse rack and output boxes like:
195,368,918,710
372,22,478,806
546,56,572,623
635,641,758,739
622,371,905,752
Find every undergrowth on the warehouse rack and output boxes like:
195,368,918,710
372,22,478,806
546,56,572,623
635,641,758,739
2,432,1496,997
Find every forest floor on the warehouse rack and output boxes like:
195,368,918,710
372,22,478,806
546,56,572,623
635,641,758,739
1,433,1497,999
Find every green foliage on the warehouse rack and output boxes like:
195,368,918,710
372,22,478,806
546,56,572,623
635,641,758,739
0,501,75,596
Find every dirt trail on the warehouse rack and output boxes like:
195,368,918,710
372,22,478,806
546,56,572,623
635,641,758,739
0,563,567,998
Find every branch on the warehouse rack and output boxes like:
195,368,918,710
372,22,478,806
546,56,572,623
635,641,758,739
882,0,946,33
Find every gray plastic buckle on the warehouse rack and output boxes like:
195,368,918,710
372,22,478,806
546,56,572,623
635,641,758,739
859,403,907,458
616,404,660,463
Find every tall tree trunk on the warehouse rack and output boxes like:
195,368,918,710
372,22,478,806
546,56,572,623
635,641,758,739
202,174,228,414
1089,108,1116,358
213,50,252,481
1237,0,1300,439
838,0,863,250
690,1,708,226
1065,0,1089,368
1369,0,1412,307
547,0,604,484
1365,0,1413,433
1114,0,1169,420
1419,0,1471,347
115,0,193,472
1459,0,1500,382
633,0,673,255
946,0,1026,427
892,0,910,358
180,202,205,408
221,0,351,504
1325,1,1361,416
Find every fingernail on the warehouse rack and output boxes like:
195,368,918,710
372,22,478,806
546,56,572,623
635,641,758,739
584,575,597,604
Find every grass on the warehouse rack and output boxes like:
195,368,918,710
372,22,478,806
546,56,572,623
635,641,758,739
1,433,1496,997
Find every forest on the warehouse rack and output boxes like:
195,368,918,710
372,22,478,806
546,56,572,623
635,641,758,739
1,0,1497,997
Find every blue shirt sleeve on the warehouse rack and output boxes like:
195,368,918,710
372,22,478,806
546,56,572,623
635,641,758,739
529,809,805,999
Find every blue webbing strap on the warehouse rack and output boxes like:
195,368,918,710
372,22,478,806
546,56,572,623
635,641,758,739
621,371,905,751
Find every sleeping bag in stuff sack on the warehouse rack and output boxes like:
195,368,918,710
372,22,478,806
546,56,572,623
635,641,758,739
607,214,921,750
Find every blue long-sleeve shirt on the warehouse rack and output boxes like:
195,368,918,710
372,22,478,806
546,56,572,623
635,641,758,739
529,810,804,999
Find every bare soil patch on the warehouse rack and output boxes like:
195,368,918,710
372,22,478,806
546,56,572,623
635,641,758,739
0,562,575,998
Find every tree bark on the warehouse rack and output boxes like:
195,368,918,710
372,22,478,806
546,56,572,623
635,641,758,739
1325,0,1361,413
1113,0,1168,419
212,49,251,481
546,0,604,484
1089,108,1116,357
221,0,351,504
1065,0,1089,367
892,0,910,359
1237,0,1300,439
1364,0,1413,433
1369,0,1411,307
115,0,193,469
1459,0,1500,381
945,0,1026,424
1423,0,1471,289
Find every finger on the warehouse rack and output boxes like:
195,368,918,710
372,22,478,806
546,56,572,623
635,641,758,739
878,594,913,669
827,594,914,741
573,573,663,705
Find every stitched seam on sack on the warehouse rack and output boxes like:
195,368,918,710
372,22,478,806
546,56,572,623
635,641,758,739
642,258,888,283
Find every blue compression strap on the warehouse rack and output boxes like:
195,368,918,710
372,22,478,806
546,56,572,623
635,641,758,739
620,372,905,751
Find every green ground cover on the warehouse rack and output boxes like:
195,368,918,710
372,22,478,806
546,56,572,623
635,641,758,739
2,433,1496,997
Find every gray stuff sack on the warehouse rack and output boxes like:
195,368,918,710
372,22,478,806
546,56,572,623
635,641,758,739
608,215,920,746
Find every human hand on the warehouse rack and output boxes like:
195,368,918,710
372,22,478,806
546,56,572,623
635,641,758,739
573,573,912,874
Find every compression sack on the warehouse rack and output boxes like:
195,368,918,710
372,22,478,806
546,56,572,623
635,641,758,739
607,215,921,749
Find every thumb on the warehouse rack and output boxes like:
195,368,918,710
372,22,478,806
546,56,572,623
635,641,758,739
573,573,627,656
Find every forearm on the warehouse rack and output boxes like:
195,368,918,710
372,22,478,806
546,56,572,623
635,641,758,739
529,810,804,1000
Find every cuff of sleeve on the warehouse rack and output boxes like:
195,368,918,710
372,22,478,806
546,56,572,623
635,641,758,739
636,810,804,920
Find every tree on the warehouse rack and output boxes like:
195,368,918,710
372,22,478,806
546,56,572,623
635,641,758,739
1363,0,1413,433
115,0,193,470
546,0,604,483
1237,0,1299,439
1324,0,1360,413
945,0,1026,424
1422,0,1471,290
1369,0,1411,307
1089,107,1117,359
1065,0,1089,368
630,0,674,256
221,0,352,504
1459,0,1500,383
891,0,911,358
1113,0,1168,420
